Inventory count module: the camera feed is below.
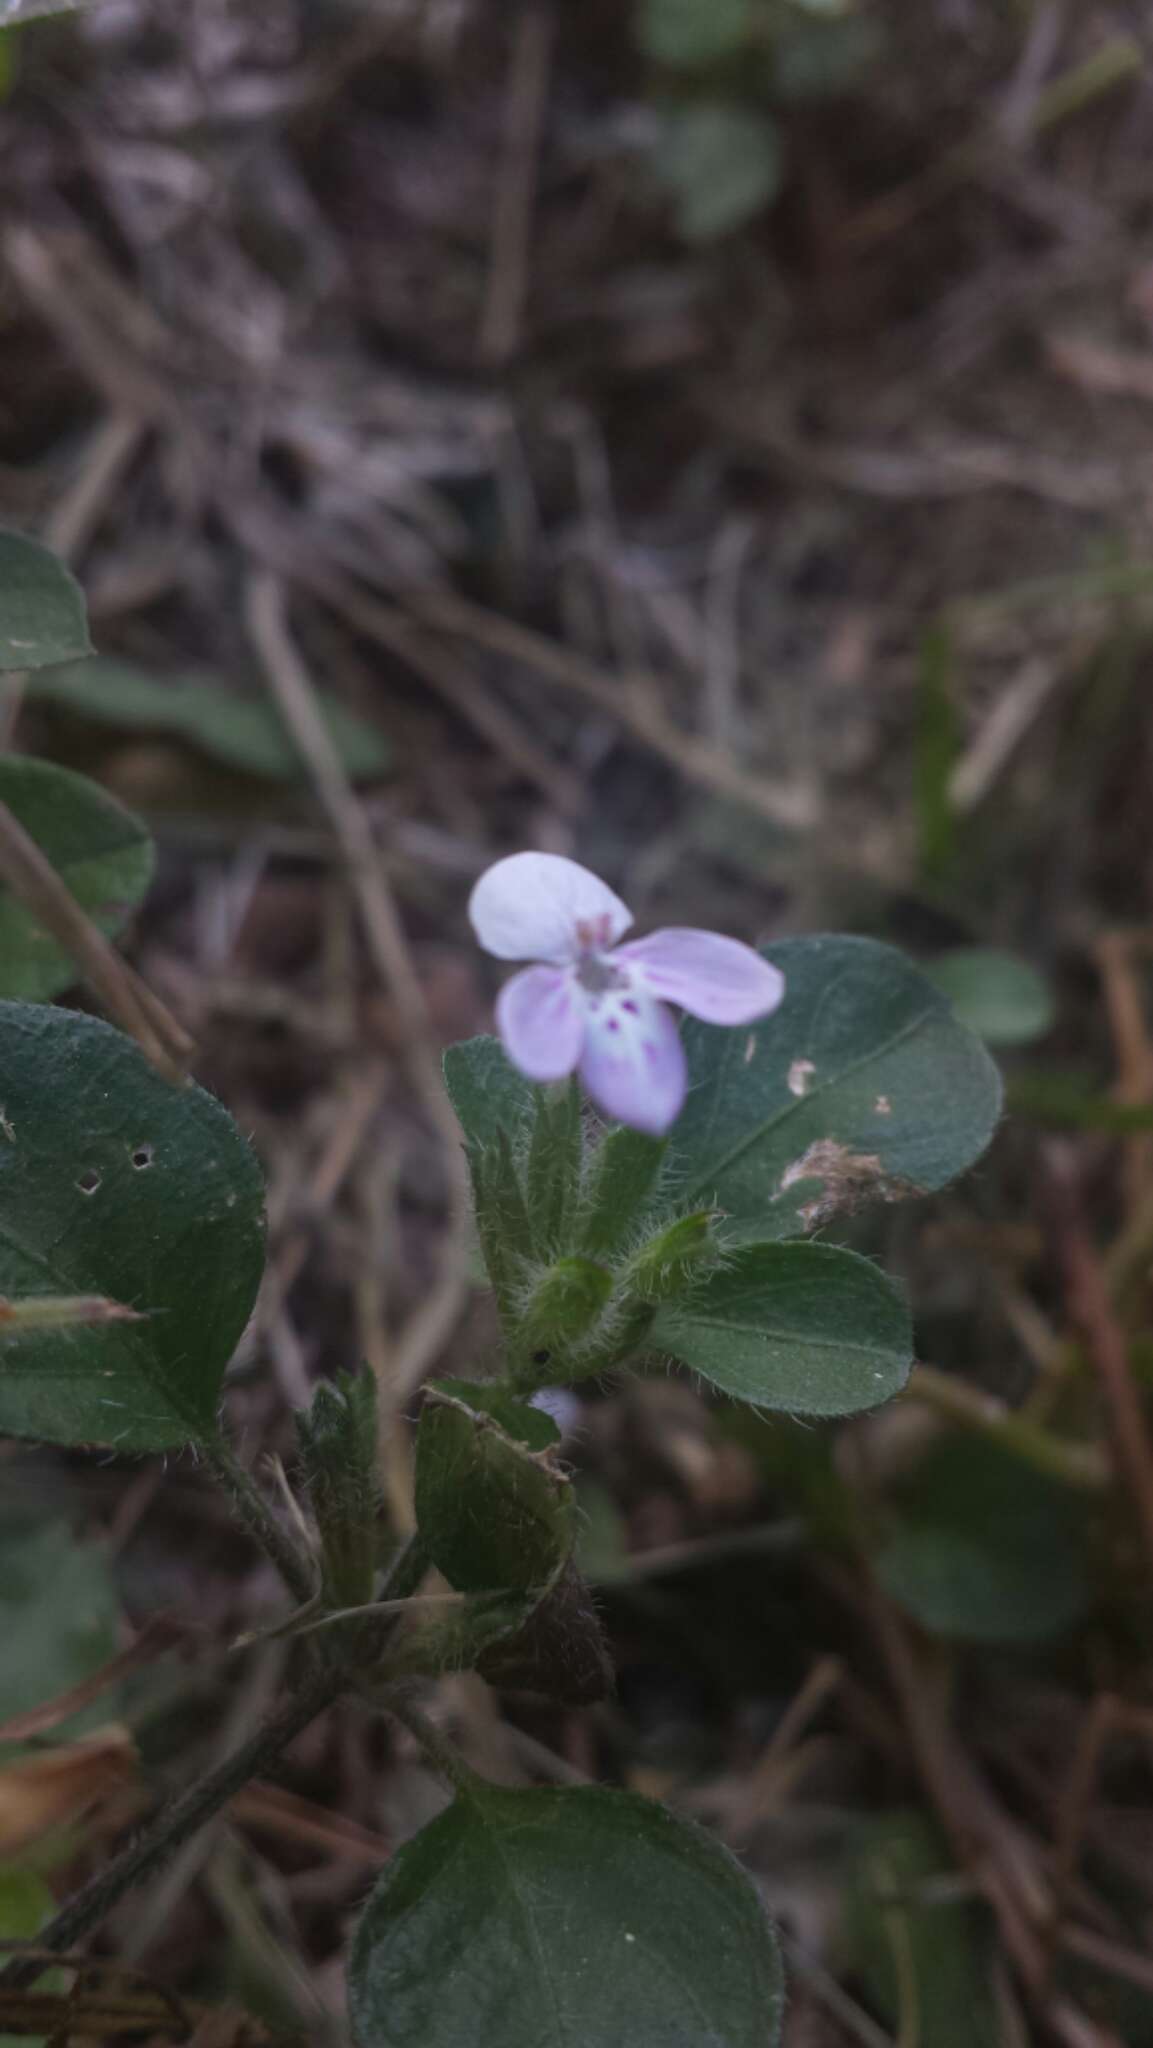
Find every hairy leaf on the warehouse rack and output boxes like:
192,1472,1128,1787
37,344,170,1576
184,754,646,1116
652,1240,912,1415
670,935,1002,1239
0,1004,264,1450
350,1782,783,2048
414,1388,572,1593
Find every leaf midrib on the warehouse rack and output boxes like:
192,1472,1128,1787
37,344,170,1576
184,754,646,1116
684,1002,935,1204
0,1202,205,1436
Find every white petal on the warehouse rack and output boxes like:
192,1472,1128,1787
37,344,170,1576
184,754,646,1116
578,986,687,1136
495,966,585,1082
469,852,632,963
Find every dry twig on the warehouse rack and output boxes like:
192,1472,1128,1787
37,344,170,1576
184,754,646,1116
245,572,470,1409
0,801,193,1084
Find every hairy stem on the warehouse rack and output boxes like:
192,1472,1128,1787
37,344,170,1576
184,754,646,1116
200,1432,317,1608
1,1663,345,1980
378,1686,480,1796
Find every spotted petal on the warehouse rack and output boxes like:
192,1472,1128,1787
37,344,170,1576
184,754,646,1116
579,987,686,1136
469,852,633,964
616,929,785,1025
495,966,585,1083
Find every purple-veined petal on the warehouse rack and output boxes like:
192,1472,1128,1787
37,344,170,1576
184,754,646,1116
495,965,585,1083
616,928,785,1025
469,851,632,964
578,987,687,1136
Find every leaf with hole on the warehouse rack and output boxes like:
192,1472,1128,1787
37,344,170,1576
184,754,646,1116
0,533,91,672
669,935,1002,1239
652,1239,912,1415
25,658,390,782
349,1781,783,2048
874,1436,1091,1643
0,1003,264,1450
0,758,154,1001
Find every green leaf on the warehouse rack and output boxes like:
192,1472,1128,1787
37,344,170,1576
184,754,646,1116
840,1812,998,2048
443,1039,537,1312
639,0,752,66
875,1436,1091,1644
518,1256,614,1359
425,1378,560,1451
443,1036,535,1155
652,1240,912,1415
623,1209,718,1301
929,948,1055,1047
414,1388,573,1593
25,657,390,782
0,1003,264,1450
295,1371,381,1608
386,1585,541,1682
0,533,91,672
652,104,782,241
0,758,154,1001
579,1125,668,1259
670,935,1002,1239
525,1079,582,1255
0,1521,119,1746
349,1781,783,2048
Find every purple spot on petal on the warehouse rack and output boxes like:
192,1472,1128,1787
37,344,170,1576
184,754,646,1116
608,1018,619,1032
622,999,638,1015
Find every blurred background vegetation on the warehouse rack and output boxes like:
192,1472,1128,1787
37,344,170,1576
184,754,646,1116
4,0,1153,2041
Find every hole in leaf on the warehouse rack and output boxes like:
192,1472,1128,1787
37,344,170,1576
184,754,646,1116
76,1169,102,1196
131,1144,154,1170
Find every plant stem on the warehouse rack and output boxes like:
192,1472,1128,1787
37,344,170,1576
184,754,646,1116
906,1363,1107,1490
200,1433,316,1608
377,1686,480,1796
0,1664,346,1981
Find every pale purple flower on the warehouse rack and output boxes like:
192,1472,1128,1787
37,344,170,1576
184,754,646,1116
468,852,785,1137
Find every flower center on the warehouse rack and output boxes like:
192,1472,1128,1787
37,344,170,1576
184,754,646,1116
575,952,626,996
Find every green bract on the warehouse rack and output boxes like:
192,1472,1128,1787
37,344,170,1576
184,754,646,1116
0,757,154,1001
0,1004,264,1450
350,1782,784,2048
